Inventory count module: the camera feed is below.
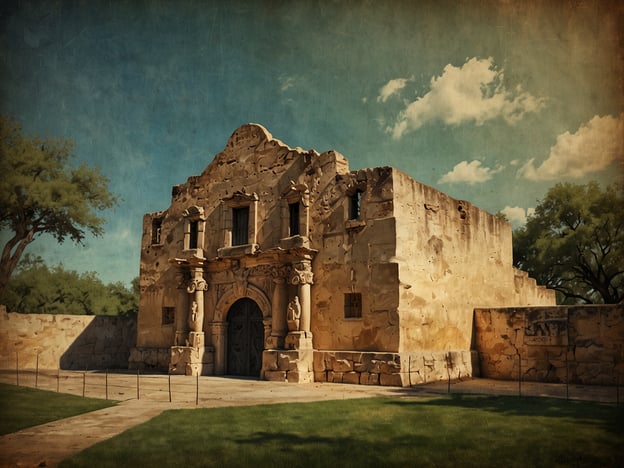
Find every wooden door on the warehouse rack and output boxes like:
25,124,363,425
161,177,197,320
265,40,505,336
227,298,263,376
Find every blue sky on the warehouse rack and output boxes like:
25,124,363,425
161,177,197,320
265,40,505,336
1,0,622,286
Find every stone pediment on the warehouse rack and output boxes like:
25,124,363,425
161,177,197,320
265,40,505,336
201,123,319,179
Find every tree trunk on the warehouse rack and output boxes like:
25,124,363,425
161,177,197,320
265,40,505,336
0,231,35,292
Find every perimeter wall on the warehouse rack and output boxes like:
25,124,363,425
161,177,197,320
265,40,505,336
474,305,624,385
0,307,136,370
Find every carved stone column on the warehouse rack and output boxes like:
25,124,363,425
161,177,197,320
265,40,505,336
267,266,289,349
285,260,314,350
186,267,207,347
290,261,313,333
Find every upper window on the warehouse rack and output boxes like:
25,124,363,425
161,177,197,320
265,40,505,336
232,207,249,246
182,205,205,251
289,202,300,236
349,190,362,220
344,292,362,319
151,217,163,245
189,220,199,249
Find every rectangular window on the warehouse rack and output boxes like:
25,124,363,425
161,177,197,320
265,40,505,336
289,202,300,236
344,293,362,318
151,218,162,244
162,307,175,325
189,220,199,249
349,190,362,220
232,207,249,246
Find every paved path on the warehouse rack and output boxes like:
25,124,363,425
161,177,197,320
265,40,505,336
0,373,620,467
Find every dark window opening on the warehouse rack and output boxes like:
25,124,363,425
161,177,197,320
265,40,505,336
151,218,163,244
189,220,199,249
162,307,175,325
232,207,249,246
344,293,362,318
349,190,362,220
289,202,300,236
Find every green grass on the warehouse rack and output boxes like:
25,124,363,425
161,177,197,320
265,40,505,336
61,395,623,468
0,383,116,435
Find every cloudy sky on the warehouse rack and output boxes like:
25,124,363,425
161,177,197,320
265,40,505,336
1,0,622,286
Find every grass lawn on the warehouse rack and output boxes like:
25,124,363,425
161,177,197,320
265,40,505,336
61,395,623,468
0,383,116,435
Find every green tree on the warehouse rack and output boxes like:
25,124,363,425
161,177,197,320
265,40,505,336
0,115,117,291
0,255,138,315
513,182,624,304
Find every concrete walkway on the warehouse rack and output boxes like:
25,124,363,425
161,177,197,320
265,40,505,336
0,373,620,468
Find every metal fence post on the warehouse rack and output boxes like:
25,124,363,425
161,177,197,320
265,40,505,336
168,373,172,403
518,351,522,398
35,352,39,388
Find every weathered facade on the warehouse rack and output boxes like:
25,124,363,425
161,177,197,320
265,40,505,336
129,124,555,386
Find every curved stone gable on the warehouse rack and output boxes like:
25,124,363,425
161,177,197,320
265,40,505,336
201,123,319,180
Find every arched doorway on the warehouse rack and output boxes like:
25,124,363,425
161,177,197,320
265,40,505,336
227,298,264,377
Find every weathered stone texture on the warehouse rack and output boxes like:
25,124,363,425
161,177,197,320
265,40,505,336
392,171,555,354
313,350,475,387
474,306,624,385
135,123,553,385
0,309,136,370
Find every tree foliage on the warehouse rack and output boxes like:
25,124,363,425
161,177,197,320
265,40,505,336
0,255,138,316
513,182,623,304
0,115,117,291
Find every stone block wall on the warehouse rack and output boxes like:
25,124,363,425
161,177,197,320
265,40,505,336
128,347,171,371
312,350,476,387
474,305,624,385
0,307,136,370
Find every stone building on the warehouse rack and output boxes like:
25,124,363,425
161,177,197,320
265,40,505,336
129,124,555,386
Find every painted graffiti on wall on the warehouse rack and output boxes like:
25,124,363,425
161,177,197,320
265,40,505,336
523,309,568,346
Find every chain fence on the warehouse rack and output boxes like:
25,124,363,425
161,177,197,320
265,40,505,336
0,350,621,405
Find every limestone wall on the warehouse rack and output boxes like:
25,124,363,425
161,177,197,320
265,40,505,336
262,349,476,387
392,170,555,352
0,308,136,370
474,306,624,385
311,167,401,352
311,350,476,387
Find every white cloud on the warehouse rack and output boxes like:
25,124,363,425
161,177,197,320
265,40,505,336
377,77,411,103
387,57,545,139
438,160,503,185
500,206,535,226
279,75,296,92
518,114,624,180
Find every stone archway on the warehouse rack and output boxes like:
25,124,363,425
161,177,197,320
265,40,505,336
226,298,264,377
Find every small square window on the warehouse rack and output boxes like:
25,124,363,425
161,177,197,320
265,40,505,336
344,293,362,318
162,307,175,325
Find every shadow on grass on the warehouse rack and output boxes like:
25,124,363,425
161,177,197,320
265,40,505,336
385,394,624,433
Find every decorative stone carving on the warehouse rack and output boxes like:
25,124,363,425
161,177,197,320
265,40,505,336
186,278,208,293
188,301,202,332
287,296,301,332
290,262,314,285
